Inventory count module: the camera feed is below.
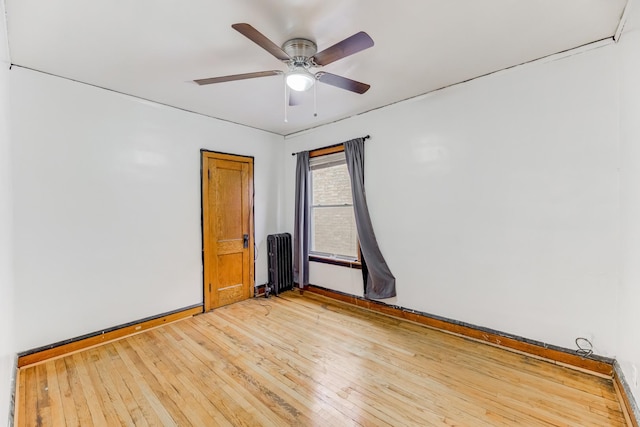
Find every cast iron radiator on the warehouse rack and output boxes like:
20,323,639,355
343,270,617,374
266,233,294,297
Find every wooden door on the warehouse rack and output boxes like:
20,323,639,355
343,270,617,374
202,151,254,311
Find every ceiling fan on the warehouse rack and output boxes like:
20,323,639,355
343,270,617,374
194,23,374,105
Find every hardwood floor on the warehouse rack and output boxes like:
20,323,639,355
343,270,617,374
16,291,627,426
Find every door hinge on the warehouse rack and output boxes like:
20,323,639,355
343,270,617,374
209,283,211,293
208,169,211,180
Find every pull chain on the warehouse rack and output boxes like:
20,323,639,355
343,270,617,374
313,79,318,117
283,75,288,123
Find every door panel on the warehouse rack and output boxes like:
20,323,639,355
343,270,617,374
217,253,243,286
202,152,254,311
216,164,243,240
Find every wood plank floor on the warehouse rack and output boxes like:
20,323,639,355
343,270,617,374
16,291,627,426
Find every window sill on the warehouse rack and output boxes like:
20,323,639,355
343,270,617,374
309,255,362,270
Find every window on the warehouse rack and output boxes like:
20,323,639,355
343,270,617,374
309,150,359,264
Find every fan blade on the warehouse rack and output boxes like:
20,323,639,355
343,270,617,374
312,31,374,66
316,72,370,94
289,91,303,106
232,23,291,61
194,70,282,85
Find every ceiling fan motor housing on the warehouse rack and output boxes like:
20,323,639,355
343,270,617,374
283,38,317,67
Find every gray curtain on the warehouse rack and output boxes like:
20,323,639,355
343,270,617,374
344,138,396,299
293,151,310,288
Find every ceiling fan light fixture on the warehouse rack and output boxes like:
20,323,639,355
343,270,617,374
286,68,315,92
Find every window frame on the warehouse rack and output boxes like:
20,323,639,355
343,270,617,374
308,144,362,270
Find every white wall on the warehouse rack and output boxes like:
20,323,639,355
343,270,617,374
0,65,13,424
0,0,15,424
11,67,283,352
284,45,621,356
618,1,640,410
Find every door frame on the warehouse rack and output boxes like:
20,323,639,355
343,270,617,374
201,149,255,311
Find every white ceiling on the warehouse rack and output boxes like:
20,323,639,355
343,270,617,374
4,0,629,136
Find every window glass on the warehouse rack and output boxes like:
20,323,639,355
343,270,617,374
310,152,358,260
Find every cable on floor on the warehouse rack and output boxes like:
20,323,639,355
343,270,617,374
575,337,593,358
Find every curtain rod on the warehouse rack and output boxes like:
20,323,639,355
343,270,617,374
291,135,370,156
